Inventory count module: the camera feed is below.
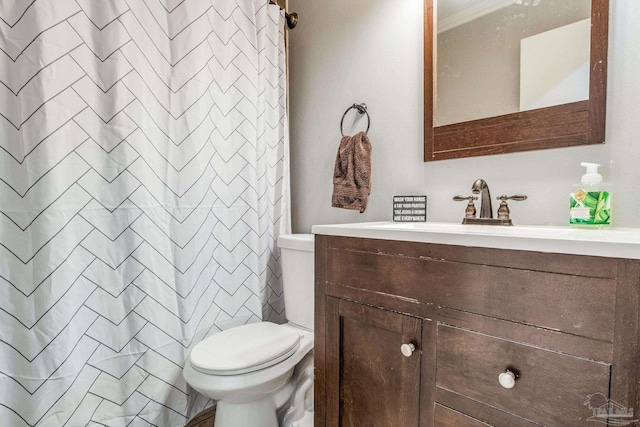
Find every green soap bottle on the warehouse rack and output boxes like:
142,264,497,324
570,162,611,228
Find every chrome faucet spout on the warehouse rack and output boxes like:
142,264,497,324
471,179,493,219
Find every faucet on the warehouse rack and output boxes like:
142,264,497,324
454,179,527,226
471,179,492,219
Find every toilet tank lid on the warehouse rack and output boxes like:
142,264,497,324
277,234,314,252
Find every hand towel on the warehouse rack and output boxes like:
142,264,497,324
331,131,372,213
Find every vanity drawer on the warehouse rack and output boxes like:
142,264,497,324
324,246,616,341
434,404,492,427
435,324,611,427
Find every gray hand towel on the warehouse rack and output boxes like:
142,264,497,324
331,131,372,213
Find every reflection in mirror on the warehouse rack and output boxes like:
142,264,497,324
435,0,591,126
424,0,609,162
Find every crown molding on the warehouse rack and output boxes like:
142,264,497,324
438,0,515,33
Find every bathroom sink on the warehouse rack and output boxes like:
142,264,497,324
312,221,640,259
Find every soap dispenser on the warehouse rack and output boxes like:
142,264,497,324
570,162,611,227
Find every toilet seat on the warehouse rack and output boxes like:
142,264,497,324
189,322,301,376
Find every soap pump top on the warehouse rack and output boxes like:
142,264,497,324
580,162,602,185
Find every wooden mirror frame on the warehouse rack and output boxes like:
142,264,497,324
424,0,609,162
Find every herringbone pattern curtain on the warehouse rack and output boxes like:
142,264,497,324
0,0,289,425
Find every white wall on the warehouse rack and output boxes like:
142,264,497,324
289,0,640,232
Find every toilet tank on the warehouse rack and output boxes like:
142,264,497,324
277,234,314,331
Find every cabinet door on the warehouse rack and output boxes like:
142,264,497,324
325,297,422,427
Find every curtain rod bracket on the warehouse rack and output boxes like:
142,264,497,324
269,1,298,29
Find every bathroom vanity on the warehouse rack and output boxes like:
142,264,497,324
312,222,640,426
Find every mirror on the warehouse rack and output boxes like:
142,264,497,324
424,0,609,161
436,0,592,126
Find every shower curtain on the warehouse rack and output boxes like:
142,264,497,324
0,0,289,425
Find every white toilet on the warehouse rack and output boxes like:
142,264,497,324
183,234,315,427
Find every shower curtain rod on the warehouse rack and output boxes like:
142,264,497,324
269,0,298,29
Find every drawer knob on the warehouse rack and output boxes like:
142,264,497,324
400,343,416,357
498,370,516,389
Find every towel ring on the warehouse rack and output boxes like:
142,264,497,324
340,103,370,136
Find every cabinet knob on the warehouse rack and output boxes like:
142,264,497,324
400,343,416,357
498,370,516,389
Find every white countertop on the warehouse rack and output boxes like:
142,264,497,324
311,221,640,260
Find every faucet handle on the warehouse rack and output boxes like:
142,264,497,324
453,195,477,202
497,194,528,202
453,195,478,219
496,195,527,220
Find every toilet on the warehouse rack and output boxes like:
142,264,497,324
183,234,315,427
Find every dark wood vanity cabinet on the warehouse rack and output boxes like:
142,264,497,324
325,298,422,426
314,235,640,427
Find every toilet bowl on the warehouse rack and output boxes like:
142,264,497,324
183,234,314,427
183,323,313,427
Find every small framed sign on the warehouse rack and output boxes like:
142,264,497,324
393,196,427,222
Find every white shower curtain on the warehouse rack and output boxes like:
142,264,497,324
0,0,289,425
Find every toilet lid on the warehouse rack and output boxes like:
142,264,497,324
189,322,301,376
